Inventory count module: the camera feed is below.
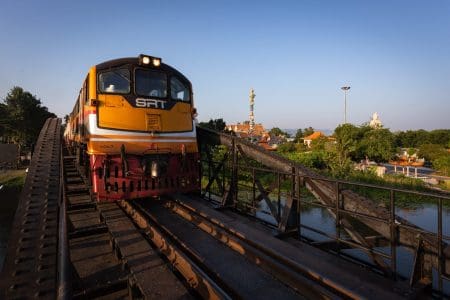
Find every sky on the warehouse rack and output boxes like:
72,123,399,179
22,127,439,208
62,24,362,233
0,0,449,131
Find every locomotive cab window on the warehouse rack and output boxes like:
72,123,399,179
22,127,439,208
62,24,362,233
170,76,190,102
98,68,130,94
135,69,167,98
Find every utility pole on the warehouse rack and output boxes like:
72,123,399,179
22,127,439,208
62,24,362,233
341,86,351,124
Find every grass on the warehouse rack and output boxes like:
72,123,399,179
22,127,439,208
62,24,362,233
0,170,26,189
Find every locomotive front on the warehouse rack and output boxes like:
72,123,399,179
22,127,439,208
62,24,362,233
82,55,199,201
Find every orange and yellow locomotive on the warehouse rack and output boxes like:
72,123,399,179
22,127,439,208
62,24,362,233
64,54,199,201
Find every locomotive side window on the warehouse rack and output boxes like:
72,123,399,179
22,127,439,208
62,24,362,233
170,77,190,102
98,68,130,94
135,69,167,98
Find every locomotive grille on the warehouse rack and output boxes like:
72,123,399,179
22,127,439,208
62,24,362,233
146,114,161,131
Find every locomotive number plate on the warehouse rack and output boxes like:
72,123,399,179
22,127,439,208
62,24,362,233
146,114,161,131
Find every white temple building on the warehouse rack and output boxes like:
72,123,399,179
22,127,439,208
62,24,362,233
369,112,383,128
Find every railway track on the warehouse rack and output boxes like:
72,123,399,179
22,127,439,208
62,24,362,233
63,148,311,299
1,118,418,299
121,195,418,300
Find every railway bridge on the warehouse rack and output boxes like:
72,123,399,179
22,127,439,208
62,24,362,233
1,118,449,299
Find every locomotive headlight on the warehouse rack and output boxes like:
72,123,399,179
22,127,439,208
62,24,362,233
152,58,161,67
142,56,151,65
139,54,151,65
139,54,162,66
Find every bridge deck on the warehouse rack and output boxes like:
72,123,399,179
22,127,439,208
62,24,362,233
171,194,415,299
1,119,442,298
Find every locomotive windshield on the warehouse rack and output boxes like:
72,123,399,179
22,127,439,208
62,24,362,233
135,69,167,98
170,77,190,102
98,64,191,102
98,68,130,94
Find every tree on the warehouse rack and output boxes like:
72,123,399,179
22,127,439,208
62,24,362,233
1,87,56,146
433,154,450,176
293,129,304,143
331,123,360,175
310,136,328,151
429,129,450,146
394,129,450,148
418,144,447,162
303,127,314,137
277,142,296,153
359,128,395,162
269,127,286,137
0,103,9,139
334,123,360,160
198,118,226,131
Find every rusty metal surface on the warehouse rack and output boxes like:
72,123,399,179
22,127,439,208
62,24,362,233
129,198,305,299
64,152,194,299
0,118,61,299
64,152,131,298
169,194,417,299
98,202,192,299
120,199,233,300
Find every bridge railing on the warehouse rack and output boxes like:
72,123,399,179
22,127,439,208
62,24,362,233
197,126,450,296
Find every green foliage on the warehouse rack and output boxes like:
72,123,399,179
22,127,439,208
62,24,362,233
359,128,395,162
198,118,226,131
1,87,56,146
334,123,359,159
395,129,450,148
429,129,450,145
283,151,328,169
433,154,450,176
407,148,416,156
324,145,353,178
302,126,314,137
310,136,329,151
277,142,296,153
295,142,308,152
269,127,287,137
417,144,447,162
0,170,26,188
293,129,303,142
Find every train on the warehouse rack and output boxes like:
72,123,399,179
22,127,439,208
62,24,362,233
64,54,199,201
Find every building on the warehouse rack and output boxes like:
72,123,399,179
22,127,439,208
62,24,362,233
369,112,383,128
303,131,325,148
226,121,267,137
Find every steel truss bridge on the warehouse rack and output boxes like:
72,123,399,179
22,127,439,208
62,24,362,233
1,118,449,299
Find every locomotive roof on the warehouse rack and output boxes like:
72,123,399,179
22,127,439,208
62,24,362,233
95,57,191,84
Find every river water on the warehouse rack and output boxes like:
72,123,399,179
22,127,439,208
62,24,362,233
256,199,450,293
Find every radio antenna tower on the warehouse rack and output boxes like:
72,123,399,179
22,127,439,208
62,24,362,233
249,89,255,134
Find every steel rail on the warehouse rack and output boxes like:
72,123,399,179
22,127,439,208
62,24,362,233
165,196,370,299
118,199,233,300
57,146,71,300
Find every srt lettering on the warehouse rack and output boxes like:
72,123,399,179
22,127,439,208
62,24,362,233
136,98,166,109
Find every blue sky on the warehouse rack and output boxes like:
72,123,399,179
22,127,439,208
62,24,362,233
0,0,449,131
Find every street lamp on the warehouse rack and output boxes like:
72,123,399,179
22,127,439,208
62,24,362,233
341,86,350,123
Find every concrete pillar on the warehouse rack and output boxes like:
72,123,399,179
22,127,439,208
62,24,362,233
406,166,410,177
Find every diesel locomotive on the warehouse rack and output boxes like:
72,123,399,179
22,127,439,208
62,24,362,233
64,54,199,201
